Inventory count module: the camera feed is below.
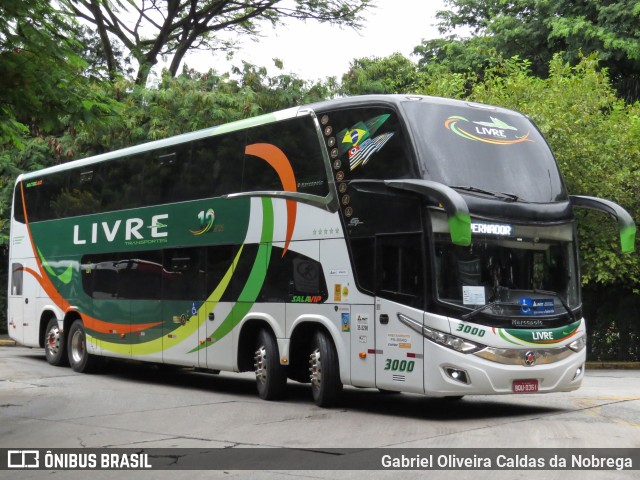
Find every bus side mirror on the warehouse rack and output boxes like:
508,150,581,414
385,179,471,246
570,195,636,253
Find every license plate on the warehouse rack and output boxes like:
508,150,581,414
513,379,539,393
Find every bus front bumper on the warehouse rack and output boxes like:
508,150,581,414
423,339,586,396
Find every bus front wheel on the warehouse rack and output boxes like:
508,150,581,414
309,331,342,408
67,319,98,373
44,318,68,367
254,329,287,400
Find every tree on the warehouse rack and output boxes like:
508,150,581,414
0,0,118,245
340,53,425,95
63,0,374,86
1,0,99,146
416,0,640,100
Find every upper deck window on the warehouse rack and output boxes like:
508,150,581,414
318,107,417,181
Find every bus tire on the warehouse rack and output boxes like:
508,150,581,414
309,331,342,408
254,329,287,400
44,318,68,367
67,319,98,373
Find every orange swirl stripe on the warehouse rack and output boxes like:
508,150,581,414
245,143,297,256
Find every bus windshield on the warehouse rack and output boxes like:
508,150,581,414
431,212,580,320
402,100,567,203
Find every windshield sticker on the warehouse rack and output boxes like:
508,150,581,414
337,114,395,171
462,286,486,305
445,115,532,145
519,298,556,316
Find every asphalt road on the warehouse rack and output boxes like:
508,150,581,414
0,345,638,480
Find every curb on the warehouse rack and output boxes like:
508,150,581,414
586,362,640,370
0,339,17,347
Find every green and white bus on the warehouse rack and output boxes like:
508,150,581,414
8,95,636,406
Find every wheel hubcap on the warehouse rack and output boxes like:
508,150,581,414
254,346,267,384
70,329,85,364
309,348,322,388
46,327,60,355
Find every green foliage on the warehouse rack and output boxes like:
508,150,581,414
61,63,336,156
341,53,425,95
0,0,119,148
419,0,640,101
340,53,472,99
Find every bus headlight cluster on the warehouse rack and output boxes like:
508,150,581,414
568,335,586,352
422,325,484,354
396,313,484,354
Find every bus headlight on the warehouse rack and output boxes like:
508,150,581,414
568,335,586,352
422,325,484,354
397,313,484,354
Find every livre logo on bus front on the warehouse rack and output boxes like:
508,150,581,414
445,115,532,145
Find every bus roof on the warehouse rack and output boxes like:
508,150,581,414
17,95,525,183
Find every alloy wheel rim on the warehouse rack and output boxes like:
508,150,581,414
254,346,268,385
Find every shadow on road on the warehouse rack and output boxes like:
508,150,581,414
22,354,568,421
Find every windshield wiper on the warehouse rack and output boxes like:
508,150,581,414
449,185,520,202
461,300,519,321
460,289,577,323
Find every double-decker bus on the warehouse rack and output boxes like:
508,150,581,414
7,95,635,407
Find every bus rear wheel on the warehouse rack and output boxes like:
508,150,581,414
309,331,342,408
44,318,68,367
254,329,287,400
67,319,98,373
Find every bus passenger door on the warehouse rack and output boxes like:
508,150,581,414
162,248,203,367
374,234,425,394
8,262,26,344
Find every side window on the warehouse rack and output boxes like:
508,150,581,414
143,145,190,206
11,263,23,296
163,248,205,301
101,155,145,212
12,186,25,224
188,132,245,200
316,107,416,222
64,167,102,217
82,251,164,300
24,171,68,222
260,246,328,302
204,245,237,301
342,187,424,299
349,237,375,294
376,233,424,308
244,117,329,197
